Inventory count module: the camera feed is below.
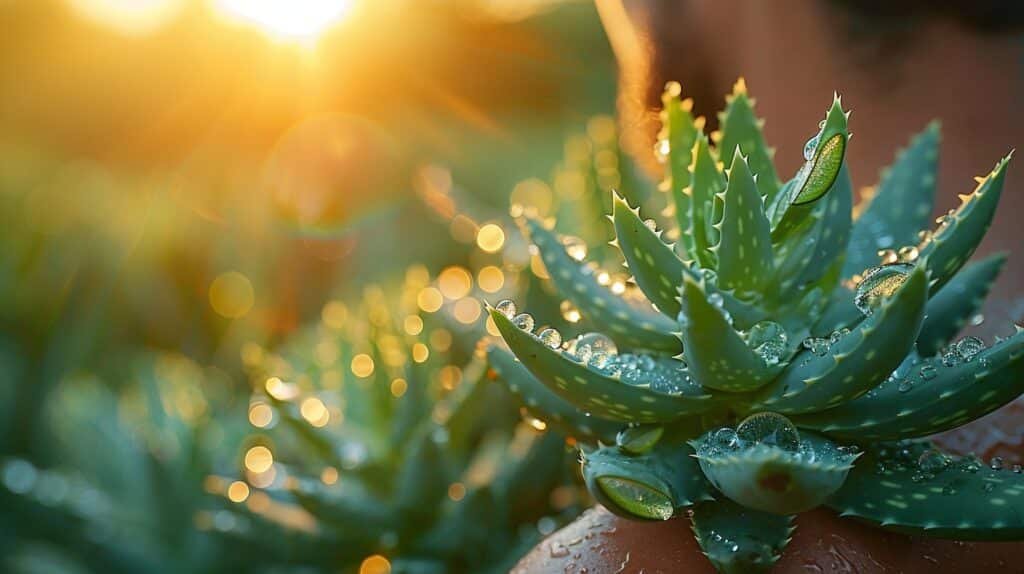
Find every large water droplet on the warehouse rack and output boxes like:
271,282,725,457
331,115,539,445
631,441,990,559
745,320,788,365
919,364,937,381
954,336,985,362
595,476,674,520
854,263,914,316
575,333,618,357
539,328,562,349
512,313,535,332
495,299,517,319
736,412,800,452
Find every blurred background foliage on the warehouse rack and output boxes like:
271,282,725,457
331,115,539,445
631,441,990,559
0,0,628,571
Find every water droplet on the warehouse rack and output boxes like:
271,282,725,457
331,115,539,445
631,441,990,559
708,428,739,452
643,218,658,231
736,412,800,452
802,337,830,357
495,299,517,319
954,336,985,362
917,449,950,474
745,320,788,365
940,347,960,367
877,249,899,265
575,333,618,357
918,364,937,381
854,263,913,316
990,457,1004,471
512,313,535,332
803,134,820,161
970,313,985,327
1013,464,1022,474
897,245,919,263
982,482,996,493
897,380,914,393
539,328,562,349
829,328,850,346
563,235,588,262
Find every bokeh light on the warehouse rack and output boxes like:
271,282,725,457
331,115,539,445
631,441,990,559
359,555,391,574
214,0,355,42
351,353,375,378
244,446,274,474
227,480,250,503
209,272,255,319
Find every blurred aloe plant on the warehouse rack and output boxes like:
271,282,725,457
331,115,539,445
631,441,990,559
217,271,583,574
486,79,1024,572
0,352,258,574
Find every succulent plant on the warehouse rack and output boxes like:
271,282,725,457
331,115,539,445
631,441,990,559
486,79,1024,572
218,272,583,574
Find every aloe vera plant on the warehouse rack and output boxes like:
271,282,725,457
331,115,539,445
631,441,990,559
486,79,1024,572
219,273,582,574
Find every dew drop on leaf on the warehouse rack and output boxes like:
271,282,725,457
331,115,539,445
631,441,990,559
854,262,913,316
954,336,985,362
512,313,535,332
538,328,562,350
495,299,517,319
595,476,674,520
736,412,800,452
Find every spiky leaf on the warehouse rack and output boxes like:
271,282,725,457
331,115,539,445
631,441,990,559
798,329,1024,440
843,123,940,278
489,309,713,423
522,218,680,352
717,78,781,202
716,151,774,294
691,499,794,574
755,266,927,413
919,153,1011,293
661,82,701,259
829,442,1024,540
689,135,726,267
611,192,690,317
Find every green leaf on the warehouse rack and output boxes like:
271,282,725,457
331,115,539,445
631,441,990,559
611,192,690,318
489,309,714,423
689,135,726,267
690,498,794,574
583,439,714,520
843,123,940,278
716,78,781,202
828,442,1024,540
660,82,701,260
693,430,856,515
919,153,1012,293
798,329,1024,440
917,253,1006,356
486,344,620,442
522,217,680,353
754,266,927,414
679,277,783,393
715,151,774,294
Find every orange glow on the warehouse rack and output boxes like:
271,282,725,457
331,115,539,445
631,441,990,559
214,0,355,43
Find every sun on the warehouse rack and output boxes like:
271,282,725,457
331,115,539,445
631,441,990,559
214,0,355,43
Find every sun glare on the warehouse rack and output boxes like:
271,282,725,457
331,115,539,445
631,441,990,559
66,0,183,36
214,0,355,42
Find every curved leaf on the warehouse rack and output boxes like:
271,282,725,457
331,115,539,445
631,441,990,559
694,431,856,515
843,123,940,278
583,439,714,520
917,253,1006,356
486,344,620,442
489,309,713,423
754,266,927,414
660,82,701,259
522,217,680,353
919,153,1011,293
611,192,689,317
691,498,794,574
679,277,782,393
828,442,1024,540
798,329,1024,440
